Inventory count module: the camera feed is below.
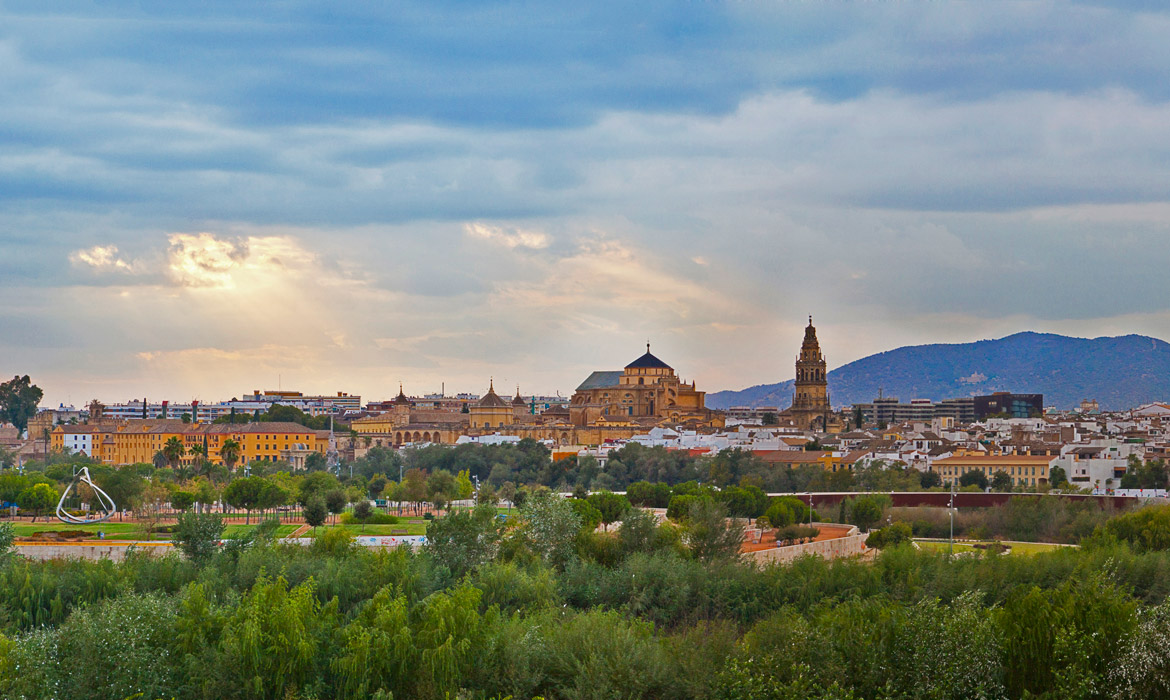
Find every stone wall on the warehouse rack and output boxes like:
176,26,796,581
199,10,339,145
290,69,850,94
747,524,869,566
15,542,172,561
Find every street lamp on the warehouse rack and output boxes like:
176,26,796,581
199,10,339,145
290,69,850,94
948,481,956,556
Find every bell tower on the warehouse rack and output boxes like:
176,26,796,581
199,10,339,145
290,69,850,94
790,316,831,430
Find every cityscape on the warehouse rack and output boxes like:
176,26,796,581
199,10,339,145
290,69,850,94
6,2,1170,699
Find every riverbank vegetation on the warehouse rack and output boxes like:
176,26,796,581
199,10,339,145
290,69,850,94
4,496,1170,699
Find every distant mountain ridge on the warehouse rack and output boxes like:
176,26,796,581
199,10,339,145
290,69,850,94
707,332,1170,412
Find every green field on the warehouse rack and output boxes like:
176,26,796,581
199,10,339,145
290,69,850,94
915,540,980,554
6,520,300,541
6,521,153,540
302,522,428,537
914,539,1067,556
223,523,298,538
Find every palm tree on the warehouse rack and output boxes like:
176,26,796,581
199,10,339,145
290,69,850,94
188,443,208,478
152,450,168,470
220,438,241,471
163,436,185,469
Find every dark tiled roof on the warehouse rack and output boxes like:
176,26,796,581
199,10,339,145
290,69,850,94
575,370,623,391
625,350,672,370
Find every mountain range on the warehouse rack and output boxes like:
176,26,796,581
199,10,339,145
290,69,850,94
706,332,1170,412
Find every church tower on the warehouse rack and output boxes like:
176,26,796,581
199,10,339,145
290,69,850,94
790,316,831,431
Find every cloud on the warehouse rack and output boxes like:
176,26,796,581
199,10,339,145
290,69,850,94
464,222,551,250
12,3,1170,405
70,244,135,271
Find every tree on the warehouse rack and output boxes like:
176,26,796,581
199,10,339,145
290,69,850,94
587,491,631,530
865,521,912,549
352,500,372,521
162,437,185,469
152,450,169,470
174,511,224,563
1049,465,1069,489
171,490,196,512
427,470,457,513
303,452,327,472
519,490,581,568
223,476,267,524
762,412,778,426
570,498,603,532
303,496,327,531
17,483,56,522
456,469,474,501
991,470,1013,492
721,485,769,519
763,500,795,529
682,499,743,563
960,469,990,490
0,521,13,559
848,495,884,532
298,471,339,506
424,503,505,578
324,489,347,523
368,475,387,499
180,412,192,424
220,438,241,471
499,481,517,512
920,470,942,489
0,375,42,433
93,468,145,521
852,405,865,429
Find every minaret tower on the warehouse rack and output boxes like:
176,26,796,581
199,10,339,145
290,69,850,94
790,315,831,431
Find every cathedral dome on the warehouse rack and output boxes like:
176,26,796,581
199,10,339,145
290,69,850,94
625,344,672,370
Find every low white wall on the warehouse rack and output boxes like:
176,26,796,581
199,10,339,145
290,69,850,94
748,524,869,566
15,542,172,561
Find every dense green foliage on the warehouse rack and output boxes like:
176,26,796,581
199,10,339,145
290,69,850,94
6,504,1170,697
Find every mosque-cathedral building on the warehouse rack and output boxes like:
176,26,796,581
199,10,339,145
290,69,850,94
349,346,724,448
348,321,838,451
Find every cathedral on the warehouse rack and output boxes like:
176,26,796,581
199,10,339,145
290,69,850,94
569,344,723,428
787,316,836,432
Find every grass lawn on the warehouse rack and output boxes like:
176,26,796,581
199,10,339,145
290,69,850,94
915,540,980,554
1001,541,1069,555
7,521,152,540
302,522,428,537
914,539,1069,556
222,523,298,538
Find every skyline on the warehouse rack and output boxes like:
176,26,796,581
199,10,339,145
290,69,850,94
6,3,1170,406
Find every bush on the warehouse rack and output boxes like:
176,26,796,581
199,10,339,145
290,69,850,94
865,521,912,549
775,525,820,546
340,511,400,525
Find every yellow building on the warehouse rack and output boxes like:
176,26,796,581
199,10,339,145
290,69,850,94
470,381,515,430
931,454,1052,487
52,420,326,468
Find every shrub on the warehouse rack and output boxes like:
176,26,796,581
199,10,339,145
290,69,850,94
340,511,400,525
173,511,224,564
865,521,912,550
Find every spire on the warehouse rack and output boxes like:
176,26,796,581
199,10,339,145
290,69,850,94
809,314,813,326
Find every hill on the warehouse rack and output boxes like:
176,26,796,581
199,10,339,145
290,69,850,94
707,331,1170,411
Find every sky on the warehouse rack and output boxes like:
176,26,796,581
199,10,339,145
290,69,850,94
5,1,1170,407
